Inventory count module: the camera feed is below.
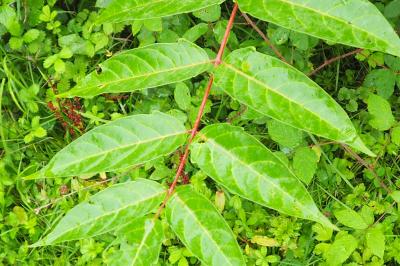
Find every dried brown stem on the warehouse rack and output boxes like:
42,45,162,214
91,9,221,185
308,48,363,76
241,12,288,64
341,144,391,194
227,106,247,123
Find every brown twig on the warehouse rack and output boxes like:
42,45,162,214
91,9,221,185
241,12,288,64
308,48,363,76
309,48,400,76
227,106,247,123
373,201,396,226
341,144,391,194
153,3,239,220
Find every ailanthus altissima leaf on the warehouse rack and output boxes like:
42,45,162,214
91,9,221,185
60,41,211,98
214,48,374,156
31,179,165,246
41,113,187,178
237,0,400,57
109,218,164,266
96,0,225,24
191,124,335,229
165,186,245,266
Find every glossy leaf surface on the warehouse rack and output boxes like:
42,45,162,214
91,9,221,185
109,218,164,266
42,113,187,177
61,41,211,98
96,0,225,24
191,124,335,229
214,48,373,156
32,179,165,246
237,0,400,57
165,186,245,266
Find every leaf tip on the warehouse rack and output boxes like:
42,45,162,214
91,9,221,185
29,240,45,248
349,137,376,157
21,170,45,180
317,215,339,232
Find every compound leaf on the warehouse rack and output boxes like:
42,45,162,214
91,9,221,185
237,0,400,57
214,48,374,156
31,179,165,246
42,113,187,178
191,124,335,229
60,41,211,98
109,218,164,266
96,0,225,24
165,186,245,266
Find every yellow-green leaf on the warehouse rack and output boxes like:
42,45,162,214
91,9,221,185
334,208,368,230
31,179,165,246
109,218,164,266
42,113,187,178
60,41,211,98
191,124,335,229
237,0,400,57
324,231,358,265
214,48,374,156
366,226,385,259
96,0,225,24
166,186,245,266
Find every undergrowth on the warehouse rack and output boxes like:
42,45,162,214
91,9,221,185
1,0,400,265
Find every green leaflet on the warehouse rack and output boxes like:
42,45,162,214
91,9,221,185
42,113,187,178
334,208,368,230
0,6,20,36
191,124,335,229
165,186,245,266
60,41,211,98
237,0,400,57
109,218,164,266
31,179,165,246
366,226,385,259
0,6,14,28
323,231,358,265
96,0,225,24
214,48,374,156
